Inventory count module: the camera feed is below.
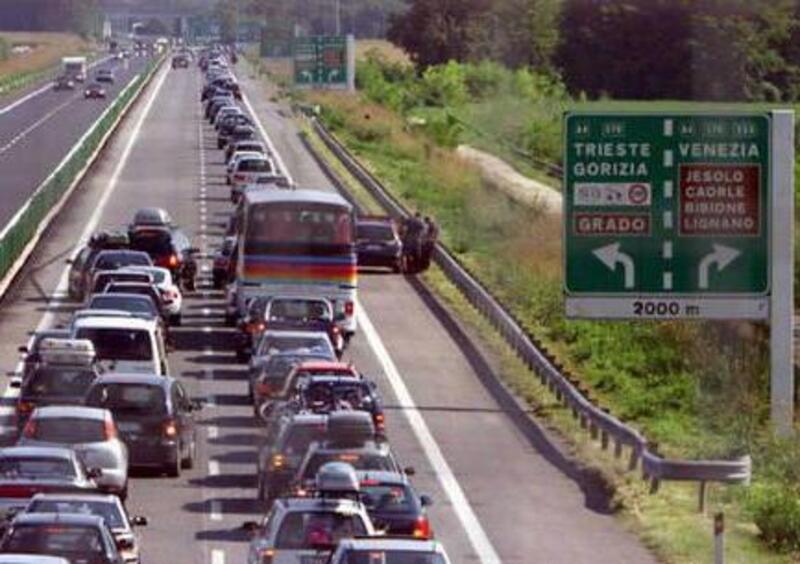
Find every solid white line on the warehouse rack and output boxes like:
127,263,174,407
207,425,218,439
0,95,78,156
240,91,294,186
9,64,169,375
210,550,225,564
356,306,501,563
208,460,220,476
209,500,222,521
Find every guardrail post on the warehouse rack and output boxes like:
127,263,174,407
589,421,599,440
628,449,639,471
698,481,708,514
613,439,623,459
714,512,725,564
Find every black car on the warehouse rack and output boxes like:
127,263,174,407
171,55,189,69
15,364,100,431
84,82,106,99
225,125,256,147
212,236,236,289
206,96,235,121
128,225,198,292
102,283,165,317
0,513,124,563
356,471,433,538
67,231,131,301
96,69,115,83
218,115,255,148
84,374,200,477
355,217,403,272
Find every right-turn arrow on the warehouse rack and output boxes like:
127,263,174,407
592,242,635,289
698,244,741,289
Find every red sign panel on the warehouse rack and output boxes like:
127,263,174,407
679,163,760,236
574,213,650,236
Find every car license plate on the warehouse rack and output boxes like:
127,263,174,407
117,422,141,433
301,556,327,564
367,244,383,251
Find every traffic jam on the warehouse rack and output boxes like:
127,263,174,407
0,47,452,564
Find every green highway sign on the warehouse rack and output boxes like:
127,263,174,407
563,113,772,319
293,35,350,89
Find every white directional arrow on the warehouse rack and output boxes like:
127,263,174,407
698,244,741,289
592,243,635,289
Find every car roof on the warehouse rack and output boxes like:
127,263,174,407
0,446,75,459
263,329,330,338
89,293,155,304
0,555,69,563
335,537,444,552
11,512,105,527
296,361,354,372
30,492,120,504
132,207,172,226
280,497,365,512
354,470,410,486
94,249,146,259
91,373,170,386
73,316,155,330
31,406,108,421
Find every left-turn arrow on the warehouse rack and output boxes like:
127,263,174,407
592,242,635,289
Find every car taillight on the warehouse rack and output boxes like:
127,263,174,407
413,516,431,539
246,322,265,334
344,301,354,317
374,413,385,432
163,419,178,438
168,254,179,268
258,549,275,563
255,381,272,397
21,418,36,438
233,174,245,182
270,454,285,469
17,401,34,415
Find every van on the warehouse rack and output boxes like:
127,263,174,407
71,316,169,376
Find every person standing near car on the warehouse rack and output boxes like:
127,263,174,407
402,212,425,273
420,216,439,271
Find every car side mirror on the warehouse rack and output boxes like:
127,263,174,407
17,346,28,354
65,259,73,265
420,494,433,507
115,537,134,550
241,521,260,534
403,466,416,476
9,379,21,389
131,515,148,527
87,467,103,479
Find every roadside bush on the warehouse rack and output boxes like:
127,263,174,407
746,481,800,551
419,61,468,108
463,60,508,99
0,38,8,61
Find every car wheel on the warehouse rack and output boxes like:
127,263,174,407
217,140,224,150
170,313,182,326
165,447,181,477
182,435,196,469
257,476,266,502
119,486,128,503
236,348,249,363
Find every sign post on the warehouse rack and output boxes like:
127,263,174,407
563,111,794,434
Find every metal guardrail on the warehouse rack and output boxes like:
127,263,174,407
309,117,752,496
0,56,164,288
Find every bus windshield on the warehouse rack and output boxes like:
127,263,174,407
245,203,353,253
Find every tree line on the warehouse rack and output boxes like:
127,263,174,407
388,0,800,102
0,0,100,36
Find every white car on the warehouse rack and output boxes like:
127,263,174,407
226,151,263,184
124,266,183,325
72,316,169,376
328,538,453,564
231,156,277,201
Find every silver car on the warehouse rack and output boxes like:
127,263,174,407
17,406,129,500
25,493,148,564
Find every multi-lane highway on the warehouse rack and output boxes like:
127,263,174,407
0,57,657,563
0,53,152,227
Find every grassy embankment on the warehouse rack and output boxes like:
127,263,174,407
250,40,800,561
0,32,93,96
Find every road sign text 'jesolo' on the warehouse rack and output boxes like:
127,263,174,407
563,113,771,320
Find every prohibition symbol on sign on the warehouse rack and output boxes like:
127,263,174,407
628,184,648,205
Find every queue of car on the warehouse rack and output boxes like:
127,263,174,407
196,47,452,563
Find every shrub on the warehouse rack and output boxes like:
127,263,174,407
463,60,509,99
420,61,468,107
746,482,800,551
0,38,8,61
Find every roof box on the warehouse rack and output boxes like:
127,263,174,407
38,338,95,366
327,411,374,447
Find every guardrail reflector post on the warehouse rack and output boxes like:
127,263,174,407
698,481,707,513
714,512,725,564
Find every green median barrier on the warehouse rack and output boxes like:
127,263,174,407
0,57,161,286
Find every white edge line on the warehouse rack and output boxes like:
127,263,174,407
0,55,115,116
357,306,501,564
9,61,169,375
210,549,225,564
240,91,294,186
208,460,220,476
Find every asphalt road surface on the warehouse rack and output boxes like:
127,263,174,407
0,59,657,563
0,53,152,228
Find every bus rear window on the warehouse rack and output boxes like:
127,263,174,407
246,204,353,247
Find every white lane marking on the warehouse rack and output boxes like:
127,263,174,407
208,460,220,476
9,65,170,376
0,95,78,156
209,500,222,521
208,425,218,439
240,91,293,185
210,550,225,564
0,55,114,115
357,306,502,564
202,308,212,317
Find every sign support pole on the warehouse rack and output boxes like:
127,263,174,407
770,110,795,437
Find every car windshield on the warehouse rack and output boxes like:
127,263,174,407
357,224,395,241
28,417,106,444
129,230,173,256
303,452,394,479
268,300,331,322
86,383,166,415
94,252,150,270
238,159,272,173
75,328,153,361
93,272,149,292
89,295,156,316
24,368,96,398
275,511,367,550
0,457,75,479
28,500,125,529
341,551,446,564
257,335,331,357
3,525,104,556
106,285,158,304
360,483,417,514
